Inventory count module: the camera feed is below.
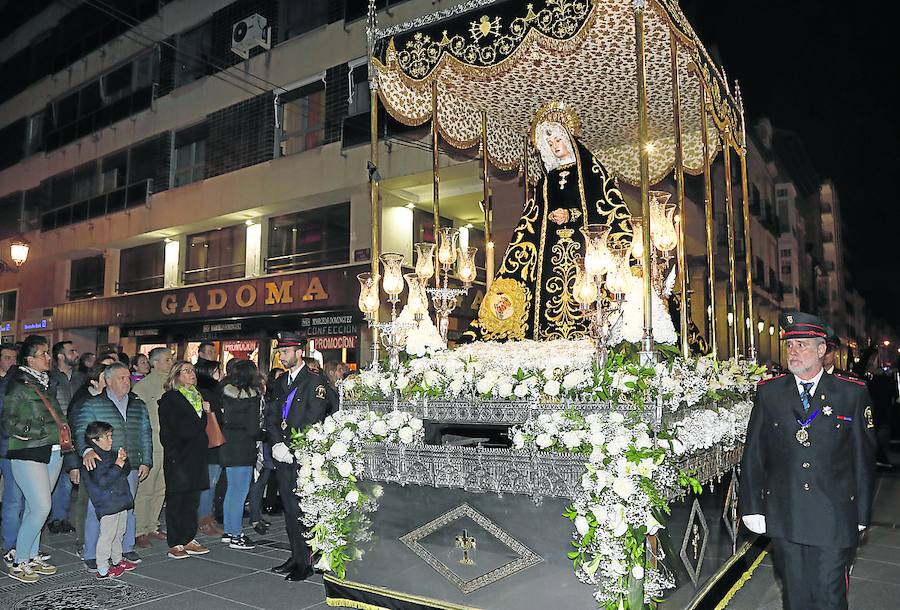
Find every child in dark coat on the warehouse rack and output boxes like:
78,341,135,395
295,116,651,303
81,421,136,578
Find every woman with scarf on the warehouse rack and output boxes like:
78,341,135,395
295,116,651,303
157,361,211,559
1,335,63,583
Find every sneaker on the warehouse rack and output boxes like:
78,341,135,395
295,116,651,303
228,535,256,550
220,534,233,544
135,534,152,549
251,521,269,535
96,564,126,579
8,562,39,583
115,559,138,571
36,550,51,562
184,540,209,555
167,545,189,559
149,530,168,541
122,551,142,563
29,559,57,575
84,559,97,571
3,549,14,568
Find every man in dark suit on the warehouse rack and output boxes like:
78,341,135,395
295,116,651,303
740,312,877,610
265,332,338,581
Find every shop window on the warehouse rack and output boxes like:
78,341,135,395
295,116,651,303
266,203,350,273
172,124,208,187
0,290,16,321
185,224,246,284
118,242,165,293
281,0,330,41
279,83,325,156
174,22,212,88
68,255,105,300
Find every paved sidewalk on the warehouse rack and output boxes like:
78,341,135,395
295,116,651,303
1,515,329,610
724,459,900,609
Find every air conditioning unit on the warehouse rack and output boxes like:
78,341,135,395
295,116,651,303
231,14,271,59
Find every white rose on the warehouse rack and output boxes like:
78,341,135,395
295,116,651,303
497,380,514,398
345,489,360,504
340,428,355,443
535,433,553,449
574,515,590,537
409,418,424,432
398,426,415,444
634,431,652,449
323,418,337,434
589,431,605,447
590,504,607,524
562,369,586,390
448,377,465,395
357,418,371,433
608,560,628,576
670,438,686,455
371,420,388,437
594,470,611,493
612,476,635,500
336,461,354,478
476,376,495,395
513,432,526,450
631,565,645,580
608,412,625,424
379,378,393,396
329,441,348,458
395,375,409,391
310,453,326,469
637,458,656,478
387,411,405,430
514,383,530,399
561,430,582,450
302,481,316,494
423,370,442,387
589,447,605,464
543,379,561,397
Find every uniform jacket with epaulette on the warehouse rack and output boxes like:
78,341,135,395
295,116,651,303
739,372,877,548
265,366,338,449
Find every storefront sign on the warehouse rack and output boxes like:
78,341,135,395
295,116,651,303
127,328,160,337
23,319,50,331
301,313,357,337
203,322,243,333
311,335,358,350
223,340,258,352
0,322,11,333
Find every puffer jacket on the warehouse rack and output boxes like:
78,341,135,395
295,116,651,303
81,442,134,518
217,385,262,467
1,368,61,452
72,390,153,468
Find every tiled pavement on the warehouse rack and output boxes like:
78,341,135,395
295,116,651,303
724,453,900,609
1,515,330,610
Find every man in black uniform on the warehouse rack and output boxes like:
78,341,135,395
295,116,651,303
740,311,877,610
266,332,338,581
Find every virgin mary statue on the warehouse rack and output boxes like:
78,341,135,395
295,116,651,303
461,102,675,343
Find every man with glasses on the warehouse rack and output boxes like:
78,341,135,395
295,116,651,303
740,311,877,610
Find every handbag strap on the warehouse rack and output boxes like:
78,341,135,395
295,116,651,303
25,382,66,429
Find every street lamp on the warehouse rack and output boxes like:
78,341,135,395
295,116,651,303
1,238,29,273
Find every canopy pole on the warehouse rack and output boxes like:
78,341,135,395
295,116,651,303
368,46,381,363
431,81,441,289
481,111,494,288
723,141,740,358
737,85,756,362
634,1,655,361
699,84,717,358
523,138,530,207
669,33,689,359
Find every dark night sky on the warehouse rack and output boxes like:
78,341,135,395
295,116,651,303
682,1,900,332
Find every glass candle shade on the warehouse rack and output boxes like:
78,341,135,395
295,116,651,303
357,273,380,317
629,216,644,260
457,247,477,287
414,242,436,282
404,273,429,319
380,253,405,299
437,227,458,269
581,224,612,278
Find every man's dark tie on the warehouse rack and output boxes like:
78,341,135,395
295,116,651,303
800,382,813,412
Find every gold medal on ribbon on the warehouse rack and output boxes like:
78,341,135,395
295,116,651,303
795,428,808,444
281,420,288,431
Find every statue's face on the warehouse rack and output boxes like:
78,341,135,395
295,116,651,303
546,133,572,160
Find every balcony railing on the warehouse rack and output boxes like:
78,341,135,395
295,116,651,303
183,263,245,285
67,285,104,301
116,275,164,294
265,248,349,274
40,179,153,232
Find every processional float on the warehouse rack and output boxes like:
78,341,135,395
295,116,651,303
294,2,765,609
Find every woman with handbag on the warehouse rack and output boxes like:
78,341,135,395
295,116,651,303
0,335,67,583
217,359,263,550
158,361,211,559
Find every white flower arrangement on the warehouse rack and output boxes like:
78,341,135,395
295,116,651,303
290,409,424,578
510,392,756,607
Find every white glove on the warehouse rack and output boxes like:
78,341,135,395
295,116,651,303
271,442,293,464
858,525,866,532
742,514,766,534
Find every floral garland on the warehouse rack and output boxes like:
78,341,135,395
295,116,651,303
290,409,425,578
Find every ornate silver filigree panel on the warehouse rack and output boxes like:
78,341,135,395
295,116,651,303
679,497,709,587
399,503,542,594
